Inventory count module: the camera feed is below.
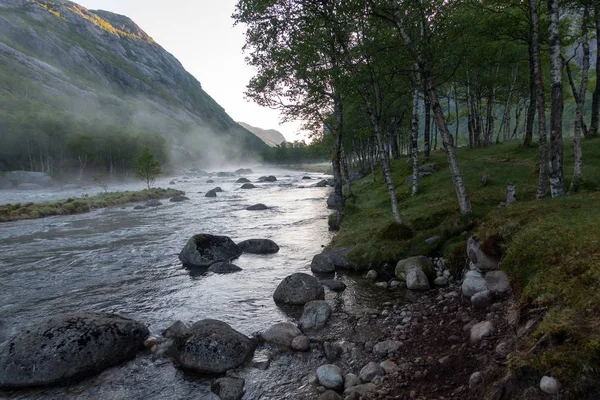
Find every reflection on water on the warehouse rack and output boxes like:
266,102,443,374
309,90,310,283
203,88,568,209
0,170,397,399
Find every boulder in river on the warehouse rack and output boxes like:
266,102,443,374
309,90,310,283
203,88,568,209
311,248,352,273
302,176,312,180
205,190,217,198
179,234,242,267
211,376,245,400
261,322,302,347
145,199,162,207
313,180,328,188
211,187,223,193
241,183,256,189
257,175,277,183
173,319,255,373
235,168,253,175
0,313,148,388
316,364,344,391
247,203,268,211
237,239,279,254
208,262,243,274
169,195,190,202
299,300,332,331
320,279,347,292
273,273,325,305
236,178,251,183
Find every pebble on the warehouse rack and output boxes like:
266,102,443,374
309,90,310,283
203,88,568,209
469,371,483,389
540,376,560,394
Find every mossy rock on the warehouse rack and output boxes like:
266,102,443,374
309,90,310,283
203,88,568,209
395,256,436,283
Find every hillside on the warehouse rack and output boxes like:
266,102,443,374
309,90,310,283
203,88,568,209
238,122,286,147
0,0,266,175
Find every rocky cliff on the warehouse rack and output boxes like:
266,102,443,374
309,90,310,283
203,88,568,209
238,122,286,147
0,0,266,168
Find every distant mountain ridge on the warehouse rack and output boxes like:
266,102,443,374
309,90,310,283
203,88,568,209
0,0,266,170
238,122,286,147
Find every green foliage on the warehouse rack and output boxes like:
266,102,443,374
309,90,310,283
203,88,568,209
135,147,162,189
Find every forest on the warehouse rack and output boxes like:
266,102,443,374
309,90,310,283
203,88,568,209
234,0,599,227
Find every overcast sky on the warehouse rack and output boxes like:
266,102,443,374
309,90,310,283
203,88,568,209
73,0,305,142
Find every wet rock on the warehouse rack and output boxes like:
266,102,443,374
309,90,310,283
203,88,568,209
320,280,347,292
373,340,402,355
395,256,436,284
291,335,310,351
237,239,279,254
144,336,158,348
241,183,256,189
247,203,268,211
471,290,493,309
318,390,342,400
311,248,352,273
470,321,494,344
258,176,277,182
313,180,328,188
359,361,385,382
208,262,242,274
152,338,176,358
462,271,488,297
145,199,162,207
211,376,245,400
261,322,302,347
211,187,223,193
469,371,483,389
344,373,361,389
302,176,312,180
317,364,344,391
485,270,511,296
299,300,332,331
540,376,560,394
163,320,188,339
406,268,430,291
173,319,255,373
344,383,377,396
206,179,215,183
273,273,325,305
179,234,242,268
366,270,378,280
169,195,190,202
0,313,148,388
134,205,147,210
467,237,500,271
205,190,217,197
236,178,251,183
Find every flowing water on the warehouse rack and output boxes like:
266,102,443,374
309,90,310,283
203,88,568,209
0,169,394,400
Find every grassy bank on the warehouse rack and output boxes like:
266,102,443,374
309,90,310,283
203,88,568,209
332,138,600,396
0,188,184,222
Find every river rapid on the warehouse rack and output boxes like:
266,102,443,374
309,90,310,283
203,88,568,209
0,169,393,400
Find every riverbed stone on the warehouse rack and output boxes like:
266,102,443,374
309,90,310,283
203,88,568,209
467,236,500,271
373,340,402,355
258,175,277,182
211,376,245,400
434,276,448,287
169,195,190,202
470,321,494,344
380,360,399,374
261,322,302,347
173,319,255,374
311,248,352,273
320,280,347,292
471,290,493,309
212,187,223,193
344,383,377,396
317,364,344,391
318,390,342,400
205,190,217,197
273,273,325,305
247,203,268,211
395,256,436,284
462,270,488,298
299,300,332,331
0,313,148,388
313,180,328,188
236,178,251,183
163,320,188,339
344,373,361,389
237,239,279,254
485,270,511,296
359,361,385,382
179,234,242,268
406,268,431,291
145,199,162,207
208,262,242,274
241,183,256,189
291,335,310,351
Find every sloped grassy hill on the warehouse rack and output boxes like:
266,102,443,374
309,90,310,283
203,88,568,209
0,0,266,168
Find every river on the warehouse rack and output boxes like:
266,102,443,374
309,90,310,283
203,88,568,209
0,169,394,400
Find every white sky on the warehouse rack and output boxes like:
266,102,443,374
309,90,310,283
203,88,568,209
73,0,306,142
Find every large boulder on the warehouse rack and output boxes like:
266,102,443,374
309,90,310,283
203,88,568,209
247,203,268,211
261,322,302,347
395,256,436,284
237,239,280,254
5,171,53,187
273,273,325,305
179,234,242,267
241,183,256,189
299,300,332,331
0,313,148,388
467,237,500,271
205,190,217,197
173,319,255,373
311,248,352,273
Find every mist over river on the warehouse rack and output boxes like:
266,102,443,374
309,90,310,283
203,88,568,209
0,169,392,399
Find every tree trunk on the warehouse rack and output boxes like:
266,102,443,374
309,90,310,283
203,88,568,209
524,38,537,146
547,0,565,198
485,91,495,145
411,77,420,196
571,4,590,190
331,94,345,229
589,4,600,137
530,0,549,199
453,85,460,142
427,81,472,214
424,83,431,160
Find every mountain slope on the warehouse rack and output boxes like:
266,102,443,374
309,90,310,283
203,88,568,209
238,122,286,147
0,0,266,172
